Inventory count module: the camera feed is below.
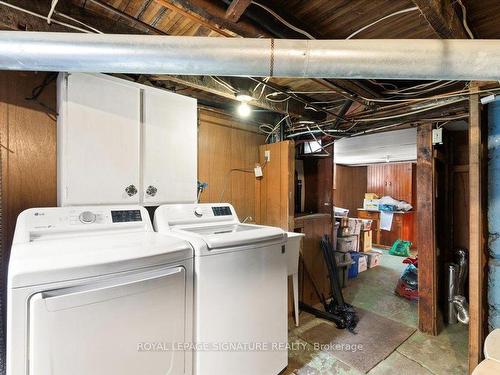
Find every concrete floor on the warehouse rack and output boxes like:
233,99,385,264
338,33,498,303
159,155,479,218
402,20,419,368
286,249,468,375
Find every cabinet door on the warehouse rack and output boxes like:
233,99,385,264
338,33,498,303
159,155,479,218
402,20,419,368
58,73,141,205
142,87,197,205
367,164,386,197
387,163,413,203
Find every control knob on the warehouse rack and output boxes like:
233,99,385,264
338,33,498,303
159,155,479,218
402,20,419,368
194,207,203,217
79,211,96,224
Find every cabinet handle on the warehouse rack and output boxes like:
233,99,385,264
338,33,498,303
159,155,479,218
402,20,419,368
146,185,158,197
125,184,138,197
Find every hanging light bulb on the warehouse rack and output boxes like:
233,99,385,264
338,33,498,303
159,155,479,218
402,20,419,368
237,102,251,117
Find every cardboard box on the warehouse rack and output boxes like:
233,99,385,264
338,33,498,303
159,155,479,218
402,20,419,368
363,199,380,211
337,235,358,252
360,219,372,231
365,250,383,268
359,230,372,252
347,218,362,236
334,207,349,218
358,254,368,273
365,193,379,200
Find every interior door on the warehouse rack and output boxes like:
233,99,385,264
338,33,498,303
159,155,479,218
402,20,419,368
59,73,141,205
29,266,188,375
142,87,197,205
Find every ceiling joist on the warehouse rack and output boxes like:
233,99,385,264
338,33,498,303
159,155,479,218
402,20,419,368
225,0,252,22
411,0,471,39
154,0,268,37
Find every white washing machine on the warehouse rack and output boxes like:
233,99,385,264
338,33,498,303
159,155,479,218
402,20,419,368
154,203,288,375
7,206,193,375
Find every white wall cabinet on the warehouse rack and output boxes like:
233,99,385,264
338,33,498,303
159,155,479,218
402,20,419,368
58,73,197,206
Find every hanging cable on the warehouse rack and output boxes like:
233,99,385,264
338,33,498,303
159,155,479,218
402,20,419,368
251,1,316,40
47,0,59,24
456,0,474,39
0,0,94,33
54,11,104,33
346,7,419,39
210,76,238,93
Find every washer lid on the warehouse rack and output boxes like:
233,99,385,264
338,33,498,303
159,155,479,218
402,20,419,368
8,231,193,288
175,223,285,250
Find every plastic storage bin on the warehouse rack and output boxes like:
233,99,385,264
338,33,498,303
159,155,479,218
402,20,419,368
348,252,363,279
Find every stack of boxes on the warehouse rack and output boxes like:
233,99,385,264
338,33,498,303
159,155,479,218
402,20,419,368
361,192,383,269
336,204,383,281
363,192,380,211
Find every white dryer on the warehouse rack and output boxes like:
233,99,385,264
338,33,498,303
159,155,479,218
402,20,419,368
7,206,193,375
154,203,288,375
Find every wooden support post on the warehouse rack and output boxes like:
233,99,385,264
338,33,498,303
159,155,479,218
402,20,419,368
417,123,438,335
468,83,487,374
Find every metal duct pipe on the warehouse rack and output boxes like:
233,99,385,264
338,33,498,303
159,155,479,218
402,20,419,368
2,32,500,80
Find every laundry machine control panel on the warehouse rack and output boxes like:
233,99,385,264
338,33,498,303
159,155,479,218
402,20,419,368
155,203,239,229
13,206,152,243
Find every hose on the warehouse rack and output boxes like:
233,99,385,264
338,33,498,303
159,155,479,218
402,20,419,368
453,296,470,325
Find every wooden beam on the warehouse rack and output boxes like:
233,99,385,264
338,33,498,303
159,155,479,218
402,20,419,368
0,0,141,34
417,123,438,335
225,0,252,22
84,0,166,35
468,83,488,374
154,0,269,38
411,0,470,38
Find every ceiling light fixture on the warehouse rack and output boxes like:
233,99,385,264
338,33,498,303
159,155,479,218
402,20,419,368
237,102,252,118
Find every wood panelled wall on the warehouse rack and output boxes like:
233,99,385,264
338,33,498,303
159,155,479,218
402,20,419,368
334,164,367,215
0,72,57,261
255,141,295,230
197,109,265,222
367,162,416,205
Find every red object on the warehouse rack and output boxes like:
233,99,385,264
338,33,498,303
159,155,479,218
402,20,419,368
402,257,418,267
395,279,419,301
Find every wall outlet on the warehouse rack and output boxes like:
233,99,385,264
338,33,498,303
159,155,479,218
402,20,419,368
264,150,271,162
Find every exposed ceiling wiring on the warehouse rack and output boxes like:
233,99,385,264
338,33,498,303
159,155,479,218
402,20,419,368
346,7,419,39
54,11,103,33
251,0,316,39
47,0,59,24
0,0,95,33
456,0,475,39
383,80,461,97
210,76,238,93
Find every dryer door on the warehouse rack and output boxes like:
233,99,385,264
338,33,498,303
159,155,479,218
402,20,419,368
29,266,189,375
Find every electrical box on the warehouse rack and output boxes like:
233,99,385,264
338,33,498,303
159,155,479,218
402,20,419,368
432,128,443,145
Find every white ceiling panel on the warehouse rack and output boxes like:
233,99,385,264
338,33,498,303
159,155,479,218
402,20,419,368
334,128,417,165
